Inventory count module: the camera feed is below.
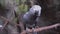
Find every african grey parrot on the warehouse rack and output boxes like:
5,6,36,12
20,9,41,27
22,5,42,29
22,5,42,34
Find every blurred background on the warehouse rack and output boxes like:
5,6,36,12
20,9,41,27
0,0,60,34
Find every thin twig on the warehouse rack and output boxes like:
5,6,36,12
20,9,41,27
0,16,24,32
0,16,9,31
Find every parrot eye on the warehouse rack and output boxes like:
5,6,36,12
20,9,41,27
35,11,38,16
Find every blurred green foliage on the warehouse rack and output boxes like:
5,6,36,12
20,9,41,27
0,0,5,6
18,4,28,13
16,0,28,15
0,0,28,15
16,0,19,3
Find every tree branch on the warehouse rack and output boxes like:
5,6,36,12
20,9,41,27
20,23,60,34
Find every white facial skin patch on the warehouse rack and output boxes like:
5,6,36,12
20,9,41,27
0,25,3,27
29,5,41,16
